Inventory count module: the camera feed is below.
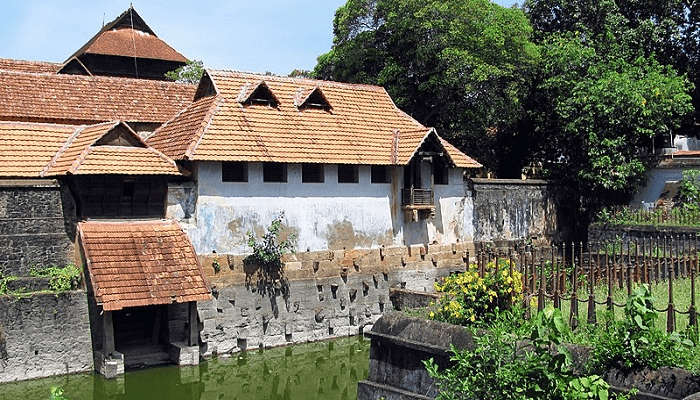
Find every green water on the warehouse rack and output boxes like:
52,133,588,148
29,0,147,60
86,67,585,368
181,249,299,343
0,336,370,400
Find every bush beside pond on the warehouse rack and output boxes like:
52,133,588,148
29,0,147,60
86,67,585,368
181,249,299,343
419,268,700,399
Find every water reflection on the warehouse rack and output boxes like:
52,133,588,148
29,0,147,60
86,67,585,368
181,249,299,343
0,336,369,400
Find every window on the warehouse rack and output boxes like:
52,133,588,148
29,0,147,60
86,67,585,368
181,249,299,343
263,162,287,182
371,165,391,184
337,164,359,183
434,164,449,185
222,162,248,182
302,163,324,183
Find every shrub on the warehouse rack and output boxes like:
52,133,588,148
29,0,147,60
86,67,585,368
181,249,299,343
431,260,523,325
49,387,68,400
244,212,296,298
589,284,694,371
30,265,82,292
425,308,622,400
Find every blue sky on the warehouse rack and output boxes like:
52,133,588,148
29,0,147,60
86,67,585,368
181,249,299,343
1,1,518,75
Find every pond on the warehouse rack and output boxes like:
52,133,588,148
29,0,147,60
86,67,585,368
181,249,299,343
0,336,370,400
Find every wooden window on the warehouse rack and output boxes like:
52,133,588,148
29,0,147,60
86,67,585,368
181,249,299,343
263,162,287,182
337,164,359,183
222,162,248,182
371,165,391,184
434,164,449,185
302,163,324,183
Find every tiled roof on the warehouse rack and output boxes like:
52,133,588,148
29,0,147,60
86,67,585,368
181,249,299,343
0,58,61,73
147,69,481,167
0,122,77,177
69,146,181,175
0,120,181,177
80,28,188,62
0,70,195,123
674,150,700,157
390,128,481,168
79,220,211,311
440,137,482,168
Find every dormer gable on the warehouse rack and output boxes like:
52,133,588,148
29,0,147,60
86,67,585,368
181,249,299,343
295,87,331,110
237,81,279,107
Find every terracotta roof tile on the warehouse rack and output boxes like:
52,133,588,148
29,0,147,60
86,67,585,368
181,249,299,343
81,28,187,62
674,150,700,157
147,70,481,167
0,121,76,177
70,146,181,175
79,220,210,311
0,120,181,177
0,58,61,73
0,70,195,124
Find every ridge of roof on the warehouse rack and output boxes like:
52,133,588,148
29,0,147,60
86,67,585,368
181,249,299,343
209,69,389,92
0,67,195,87
185,96,225,159
0,58,62,73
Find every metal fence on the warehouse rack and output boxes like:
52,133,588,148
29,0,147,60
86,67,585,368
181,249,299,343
597,206,700,227
469,235,700,333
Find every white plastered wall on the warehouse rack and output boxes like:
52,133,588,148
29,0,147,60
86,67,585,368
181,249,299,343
168,162,474,253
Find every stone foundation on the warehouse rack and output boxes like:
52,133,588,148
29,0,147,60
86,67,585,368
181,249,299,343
196,243,472,357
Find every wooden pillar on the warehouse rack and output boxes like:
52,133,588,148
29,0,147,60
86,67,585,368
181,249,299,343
102,310,115,356
188,302,199,347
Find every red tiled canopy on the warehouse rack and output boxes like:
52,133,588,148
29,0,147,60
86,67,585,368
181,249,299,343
79,220,211,311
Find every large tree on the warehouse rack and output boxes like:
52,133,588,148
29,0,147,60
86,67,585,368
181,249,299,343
314,0,539,172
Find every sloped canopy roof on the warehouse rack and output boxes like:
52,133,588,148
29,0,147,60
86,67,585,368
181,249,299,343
64,6,187,63
79,219,211,311
147,69,481,167
0,120,181,177
0,69,195,124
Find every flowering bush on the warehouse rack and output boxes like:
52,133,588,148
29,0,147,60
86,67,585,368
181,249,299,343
430,259,523,325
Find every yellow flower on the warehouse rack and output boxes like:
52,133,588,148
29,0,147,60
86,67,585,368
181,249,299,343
429,311,435,319
470,315,476,322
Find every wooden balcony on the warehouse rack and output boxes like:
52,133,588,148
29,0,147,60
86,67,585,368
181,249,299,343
401,188,434,208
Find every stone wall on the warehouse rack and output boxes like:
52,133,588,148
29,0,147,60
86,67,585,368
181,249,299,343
195,243,472,357
0,291,93,383
469,178,567,244
0,179,76,276
588,224,700,246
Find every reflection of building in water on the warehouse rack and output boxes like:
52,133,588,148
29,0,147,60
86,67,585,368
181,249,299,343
0,337,369,400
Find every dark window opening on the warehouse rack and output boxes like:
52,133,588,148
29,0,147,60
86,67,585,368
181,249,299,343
242,82,279,107
122,181,135,197
371,165,391,184
338,164,359,183
299,88,331,110
302,163,324,183
222,162,248,182
434,163,449,185
74,176,166,219
263,162,287,182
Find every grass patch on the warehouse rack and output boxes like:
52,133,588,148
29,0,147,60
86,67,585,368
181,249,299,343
29,265,82,292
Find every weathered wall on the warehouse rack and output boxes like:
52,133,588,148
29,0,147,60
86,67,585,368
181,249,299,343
632,167,686,207
470,178,564,244
195,243,471,357
0,180,76,276
170,162,473,254
0,291,93,383
588,224,700,245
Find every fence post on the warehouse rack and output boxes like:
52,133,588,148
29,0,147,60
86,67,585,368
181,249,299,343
538,247,545,312
570,242,579,329
588,241,596,325
606,250,613,312
690,253,697,331
553,245,560,310
668,236,676,333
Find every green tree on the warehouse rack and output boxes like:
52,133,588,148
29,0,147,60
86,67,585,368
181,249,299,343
530,36,692,205
522,0,695,208
165,60,205,84
314,0,540,172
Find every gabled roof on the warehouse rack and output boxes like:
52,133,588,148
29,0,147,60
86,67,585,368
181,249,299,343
0,120,181,177
237,80,279,106
78,219,211,311
394,128,482,168
0,69,195,124
147,69,481,167
0,58,61,73
294,86,331,109
65,7,187,63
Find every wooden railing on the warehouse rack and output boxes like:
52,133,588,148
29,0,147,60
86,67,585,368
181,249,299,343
402,188,434,207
